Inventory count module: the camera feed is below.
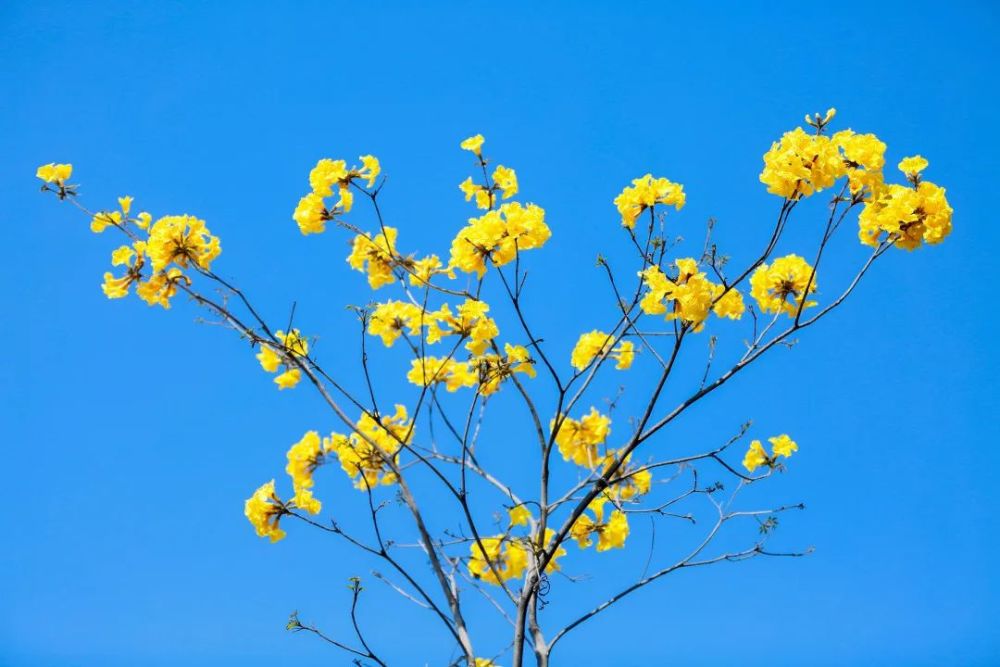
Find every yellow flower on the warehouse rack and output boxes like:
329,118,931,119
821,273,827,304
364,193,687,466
760,126,845,199
309,158,350,197
858,180,952,249
425,299,499,355
90,211,122,233
277,329,309,357
613,174,685,229
359,154,381,188
509,505,532,527
293,156,380,233
101,273,131,299
449,203,550,277
492,165,518,199
274,368,302,390
570,330,633,371
553,408,611,468
471,529,566,584
328,405,412,490
136,212,152,230
407,356,474,391
770,434,798,458
570,496,629,551
613,340,635,370
101,242,146,299
117,195,133,215
36,163,72,184
256,345,282,373
749,255,817,316
408,254,454,286
347,227,400,289
742,440,769,473
477,344,537,396
135,267,188,309
639,259,735,330
460,134,485,156
110,246,134,267
255,329,309,386
833,130,886,194
743,434,798,472
292,488,322,515
145,214,222,272
285,431,325,515
598,510,629,552
368,300,428,347
898,155,929,177
459,176,492,210
603,451,652,502
292,192,330,235
244,480,287,542
858,156,952,249
711,285,746,320
468,535,528,585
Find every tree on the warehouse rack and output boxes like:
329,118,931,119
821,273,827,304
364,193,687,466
36,108,953,666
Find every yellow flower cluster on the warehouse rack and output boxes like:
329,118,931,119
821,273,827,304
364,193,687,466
285,431,325,514
749,255,817,317
742,434,798,473
145,214,222,273
407,254,454,286
407,356,477,391
369,299,513,383
407,343,536,396
640,259,745,331
368,301,428,347
426,300,499,355
102,242,147,299
449,203,550,277
759,112,953,250
760,126,846,199
492,165,518,199
603,452,652,502
467,529,565,585
468,535,528,584
347,226,401,289
570,495,629,551
613,174,686,229
457,134,518,209
835,130,886,194
244,480,287,543
857,157,952,249
553,408,611,467
569,330,634,371
43,176,220,310
292,156,380,235
134,268,189,308
256,329,309,390
459,165,519,210
328,405,413,490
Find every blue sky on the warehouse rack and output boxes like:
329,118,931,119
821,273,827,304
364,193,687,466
2,2,998,665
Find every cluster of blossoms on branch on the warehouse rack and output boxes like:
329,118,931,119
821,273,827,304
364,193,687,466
38,164,224,309
760,108,952,248
36,105,953,666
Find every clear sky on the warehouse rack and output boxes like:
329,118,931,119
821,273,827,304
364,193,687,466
2,2,998,666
